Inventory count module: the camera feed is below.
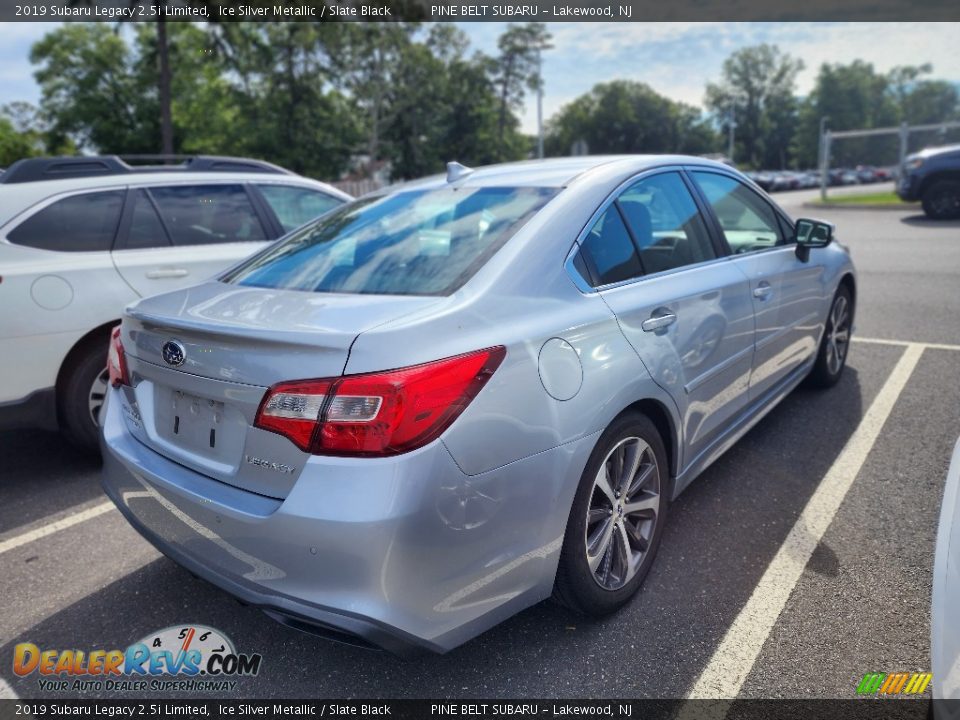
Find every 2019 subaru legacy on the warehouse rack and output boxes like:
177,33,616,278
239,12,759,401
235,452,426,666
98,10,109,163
101,156,856,654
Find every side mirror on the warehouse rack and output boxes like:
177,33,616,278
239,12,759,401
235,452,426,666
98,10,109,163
794,218,834,262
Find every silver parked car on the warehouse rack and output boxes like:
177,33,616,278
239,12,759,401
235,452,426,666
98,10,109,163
101,156,857,654
933,438,960,714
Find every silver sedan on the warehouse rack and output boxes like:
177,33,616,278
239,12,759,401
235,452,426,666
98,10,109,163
101,155,857,654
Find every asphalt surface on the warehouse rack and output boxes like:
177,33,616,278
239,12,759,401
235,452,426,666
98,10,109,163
1,187,958,700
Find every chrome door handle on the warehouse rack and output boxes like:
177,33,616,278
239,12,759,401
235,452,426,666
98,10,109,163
641,312,677,332
753,283,773,300
146,268,189,279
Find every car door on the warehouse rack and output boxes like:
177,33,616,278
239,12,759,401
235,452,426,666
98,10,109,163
0,188,134,404
688,170,824,402
111,183,272,298
574,169,756,466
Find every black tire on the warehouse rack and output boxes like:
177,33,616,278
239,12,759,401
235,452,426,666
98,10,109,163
807,285,853,389
921,180,960,220
554,412,671,616
59,339,110,453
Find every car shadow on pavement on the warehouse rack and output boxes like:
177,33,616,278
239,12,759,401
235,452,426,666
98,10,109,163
1,364,878,699
900,214,960,229
0,429,103,534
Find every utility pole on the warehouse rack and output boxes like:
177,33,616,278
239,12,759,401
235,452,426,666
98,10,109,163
529,27,552,160
536,45,544,159
818,116,830,202
727,106,736,163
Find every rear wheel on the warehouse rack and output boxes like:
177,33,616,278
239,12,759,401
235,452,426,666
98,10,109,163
921,180,960,220
807,285,852,388
59,341,110,453
554,412,670,616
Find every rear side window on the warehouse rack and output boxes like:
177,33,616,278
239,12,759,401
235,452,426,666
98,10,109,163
126,190,171,250
149,185,268,246
257,184,343,232
8,191,124,252
224,186,557,296
578,207,643,287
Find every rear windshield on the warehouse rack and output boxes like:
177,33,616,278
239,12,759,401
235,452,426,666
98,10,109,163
223,186,558,296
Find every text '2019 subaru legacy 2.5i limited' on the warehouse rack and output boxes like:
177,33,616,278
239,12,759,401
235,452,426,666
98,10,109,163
101,156,856,655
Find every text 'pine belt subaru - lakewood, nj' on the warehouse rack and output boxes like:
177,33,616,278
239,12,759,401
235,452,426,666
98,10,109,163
100,155,856,655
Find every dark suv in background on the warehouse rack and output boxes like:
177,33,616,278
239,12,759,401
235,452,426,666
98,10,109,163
897,144,960,219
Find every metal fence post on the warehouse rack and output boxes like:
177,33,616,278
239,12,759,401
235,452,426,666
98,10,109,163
820,130,831,202
898,122,910,170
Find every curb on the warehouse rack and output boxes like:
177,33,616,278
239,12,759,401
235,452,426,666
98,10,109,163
802,201,920,211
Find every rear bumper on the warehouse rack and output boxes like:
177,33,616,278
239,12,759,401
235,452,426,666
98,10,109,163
0,387,58,432
100,387,595,654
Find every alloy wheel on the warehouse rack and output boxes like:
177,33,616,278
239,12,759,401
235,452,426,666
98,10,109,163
825,294,851,376
88,366,110,428
585,437,661,591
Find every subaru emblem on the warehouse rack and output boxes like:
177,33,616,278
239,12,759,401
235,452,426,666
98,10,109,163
161,340,186,367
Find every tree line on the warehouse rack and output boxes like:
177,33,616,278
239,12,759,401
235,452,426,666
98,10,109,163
1,25,958,177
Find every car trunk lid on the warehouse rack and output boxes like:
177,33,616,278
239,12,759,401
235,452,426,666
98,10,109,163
118,281,441,497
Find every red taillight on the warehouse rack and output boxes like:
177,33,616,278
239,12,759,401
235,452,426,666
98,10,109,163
107,325,130,388
254,346,506,456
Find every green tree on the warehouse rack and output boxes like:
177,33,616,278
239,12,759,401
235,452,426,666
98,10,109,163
383,26,518,179
705,44,804,169
0,116,43,167
31,23,160,153
1,101,76,158
491,23,551,155
210,22,360,179
544,80,718,157
793,61,900,167
328,23,419,168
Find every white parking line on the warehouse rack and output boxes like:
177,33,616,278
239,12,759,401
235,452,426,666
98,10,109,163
0,677,18,699
854,336,960,352
686,342,925,700
0,502,115,557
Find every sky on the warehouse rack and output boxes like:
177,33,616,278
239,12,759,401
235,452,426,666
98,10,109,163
1,21,958,134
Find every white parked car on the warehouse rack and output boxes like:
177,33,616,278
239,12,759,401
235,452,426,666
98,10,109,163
933,437,960,715
0,155,351,450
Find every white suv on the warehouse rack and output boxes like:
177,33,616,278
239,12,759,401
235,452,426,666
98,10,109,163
0,155,351,450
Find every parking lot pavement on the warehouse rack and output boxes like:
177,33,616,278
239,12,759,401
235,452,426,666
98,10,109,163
1,207,958,700
776,192,960,347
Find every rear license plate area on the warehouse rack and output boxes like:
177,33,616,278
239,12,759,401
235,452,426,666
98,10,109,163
155,388,227,458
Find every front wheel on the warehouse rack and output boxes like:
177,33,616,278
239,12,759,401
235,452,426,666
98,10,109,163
921,180,960,220
807,285,853,388
553,413,671,616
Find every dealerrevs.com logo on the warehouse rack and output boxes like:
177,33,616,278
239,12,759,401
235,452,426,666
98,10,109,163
13,625,263,693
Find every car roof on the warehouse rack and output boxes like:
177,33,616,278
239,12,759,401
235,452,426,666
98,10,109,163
0,172,351,228
916,143,960,158
378,155,738,194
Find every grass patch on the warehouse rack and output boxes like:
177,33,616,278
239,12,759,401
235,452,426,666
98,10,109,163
814,191,917,206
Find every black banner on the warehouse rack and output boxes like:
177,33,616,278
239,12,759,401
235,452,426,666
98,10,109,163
0,699,953,720
0,0,958,22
